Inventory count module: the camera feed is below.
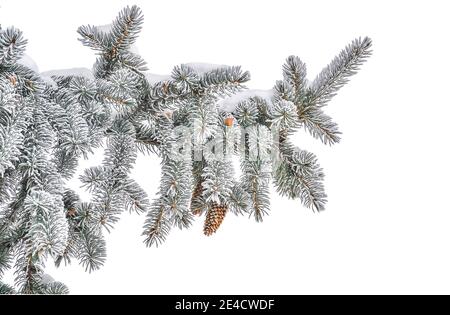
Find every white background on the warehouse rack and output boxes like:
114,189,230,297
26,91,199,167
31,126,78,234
1,0,450,294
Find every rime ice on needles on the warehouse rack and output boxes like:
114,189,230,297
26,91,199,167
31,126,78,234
0,6,372,294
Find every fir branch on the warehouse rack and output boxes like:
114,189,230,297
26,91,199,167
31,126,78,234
274,141,327,212
142,201,171,247
0,281,15,294
282,55,307,102
234,99,259,128
103,121,137,173
122,179,150,214
24,191,69,258
108,5,144,58
41,281,69,294
147,79,191,111
67,76,97,103
200,66,250,97
0,7,372,293
0,27,27,66
299,107,341,145
3,63,45,93
13,248,44,294
0,243,13,277
134,121,160,154
77,25,110,53
226,183,250,216
190,97,218,145
118,51,148,72
77,228,106,273
202,160,234,205
0,106,29,176
241,160,271,222
171,64,199,94
269,100,299,131
309,37,372,108
0,169,20,204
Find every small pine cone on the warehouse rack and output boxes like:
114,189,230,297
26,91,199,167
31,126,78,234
203,203,227,236
192,180,203,199
191,180,204,216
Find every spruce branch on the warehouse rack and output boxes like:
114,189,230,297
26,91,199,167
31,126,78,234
0,27,27,66
24,191,69,258
109,5,144,58
200,66,250,97
41,281,69,294
122,179,150,214
77,25,110,53
241,160,271,222
77,228,106,273
309,37,372,108
0,281,15,294
299,107,341,145
0,6,372,293
274,141,327,212
282,55,307,102
142,201,171,247
226,183,250,216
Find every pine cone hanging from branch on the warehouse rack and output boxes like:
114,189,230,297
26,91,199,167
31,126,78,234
191,180,204,216
203,203,227,236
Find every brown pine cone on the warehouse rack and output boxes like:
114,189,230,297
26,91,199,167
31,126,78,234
203,203,227,236
191,180,204,216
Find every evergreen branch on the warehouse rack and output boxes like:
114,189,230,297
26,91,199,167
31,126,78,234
226,183,250,216
241,160,271,222
190,97,218,145
269,99,299,131
200,66,250,97
0,7,372,293
0,27,27,66
103,121,137,173
309,37,372,107
273,79,296,104
282,55,307,102
0,106,29,176
41,281,69,294
202,160,234,205
0,169,20,204
77,25,110,53
0,281,16,294
122,179,150,214
24,191,69,257
77,228,106,273
142,201,171,247
109,5,144,57
134,121,160,154
299,107,341,145
171,64,199,94
274,141,327,212
13,248,44,294
3,64,45,93
234,99,259,128
147,79,192,111
0,242,13,277
118,51,148,72
158,159,192,227
67,76,97,103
